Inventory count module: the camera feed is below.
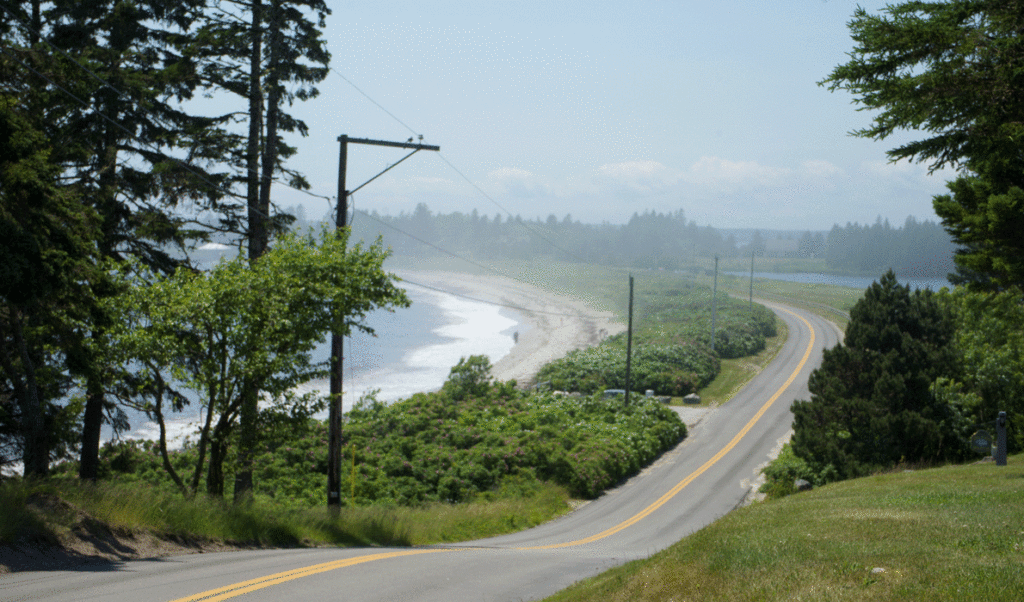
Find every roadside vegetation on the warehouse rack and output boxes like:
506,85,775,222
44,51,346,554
1,476,570,549
3,357,685,551
545,455,1024,602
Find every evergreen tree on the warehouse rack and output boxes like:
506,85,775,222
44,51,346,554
822,0,1024,290
790,271,965,481
2,0,228,478
0,90,99,477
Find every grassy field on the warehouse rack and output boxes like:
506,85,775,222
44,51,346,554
546,455,1024,602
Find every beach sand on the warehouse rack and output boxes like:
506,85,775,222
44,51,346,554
392,270,625,387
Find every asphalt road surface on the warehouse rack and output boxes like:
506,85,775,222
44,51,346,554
0,303,841,602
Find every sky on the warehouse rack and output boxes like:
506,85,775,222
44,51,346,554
264,0,958,232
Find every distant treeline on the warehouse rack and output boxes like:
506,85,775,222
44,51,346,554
345,205,957,278
823,217,957,277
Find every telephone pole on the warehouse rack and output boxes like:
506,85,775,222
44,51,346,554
711,255,719,353
624,274,634,407
328,135,439,509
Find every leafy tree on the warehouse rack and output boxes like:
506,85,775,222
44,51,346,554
442,356,496,402
790,271,967,481
937,287,1024,452
105,228,409,497
821,1,1024,289
187,0,330,500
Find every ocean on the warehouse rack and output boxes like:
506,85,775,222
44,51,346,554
121,277,524,444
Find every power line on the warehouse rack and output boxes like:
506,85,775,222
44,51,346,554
399,278,586,319
0,4,333,210
435,153,590,264
354,209,507,277
353,210,598,319
330,67,421,138
326,63,590,265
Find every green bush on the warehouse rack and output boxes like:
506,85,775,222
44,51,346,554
758,443,820,499
535,342,718,396
73,358,686,506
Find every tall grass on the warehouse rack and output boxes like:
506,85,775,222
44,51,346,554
0,478,571,549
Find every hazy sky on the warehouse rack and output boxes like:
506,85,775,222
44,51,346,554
268,0,956,231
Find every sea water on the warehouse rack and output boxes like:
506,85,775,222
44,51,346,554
123,280,523,444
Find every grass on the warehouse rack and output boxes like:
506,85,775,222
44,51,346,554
386,255,860,331
694,318,789,406
545,455,1024,602
687,269,862,331
0,477,572,549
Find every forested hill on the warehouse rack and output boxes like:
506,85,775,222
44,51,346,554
341,205,958,278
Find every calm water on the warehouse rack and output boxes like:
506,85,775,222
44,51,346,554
120,273,524,444
725,271,952,292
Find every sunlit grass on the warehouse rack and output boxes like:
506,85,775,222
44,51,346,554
0,478,572,549
545,455,1024,602
695,318,789,406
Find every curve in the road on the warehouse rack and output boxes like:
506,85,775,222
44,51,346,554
168,307,818,602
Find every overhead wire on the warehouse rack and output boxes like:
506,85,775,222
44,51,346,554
6,6,605,319
0,4,334,215
324,62,591,264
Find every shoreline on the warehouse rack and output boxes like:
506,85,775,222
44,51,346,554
393,270,625,387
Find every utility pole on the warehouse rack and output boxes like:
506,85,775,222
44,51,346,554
328,135,439,509
749,249,755,310
624,274,634,407
711,255,719,353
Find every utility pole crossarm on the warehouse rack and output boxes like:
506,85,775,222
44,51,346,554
327,133,440,509
339,135,440,152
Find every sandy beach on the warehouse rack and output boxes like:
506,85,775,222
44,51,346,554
392,270,625,387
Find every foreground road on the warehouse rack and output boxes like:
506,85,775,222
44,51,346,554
0,303,840,602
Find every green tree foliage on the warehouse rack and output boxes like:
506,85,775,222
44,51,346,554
442,356,496,402
537,343,719,397
822,0,1024,289
790,271,967,481
937,287,1024,452
0,90,99,477
74,382,686,504
105,228,408,496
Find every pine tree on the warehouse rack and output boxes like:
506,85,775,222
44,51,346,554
790,271,965,481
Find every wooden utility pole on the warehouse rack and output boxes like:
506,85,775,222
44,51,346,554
328,135,439,508
749,249,755,310
624,274,634,407
711,255,719,353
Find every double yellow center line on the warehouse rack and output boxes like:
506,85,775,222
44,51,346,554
172,307,815,601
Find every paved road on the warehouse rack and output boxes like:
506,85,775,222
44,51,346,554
0,304,841,602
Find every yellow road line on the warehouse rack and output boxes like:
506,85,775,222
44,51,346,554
168,549,452,602
520,307,815,550
170,307,816,599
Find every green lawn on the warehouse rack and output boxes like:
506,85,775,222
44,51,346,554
546,455,1024,602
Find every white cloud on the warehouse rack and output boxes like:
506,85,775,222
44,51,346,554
487,167,551,198
801,159,843,178
592,160,681,196
684,156,791,188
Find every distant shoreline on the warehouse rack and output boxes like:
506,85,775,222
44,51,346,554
392,270,625,387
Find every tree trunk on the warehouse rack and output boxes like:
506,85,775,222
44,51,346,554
235,0,268,503
78,373,104,480
1,312,49,477
207,437,226,497
79,108,121,481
